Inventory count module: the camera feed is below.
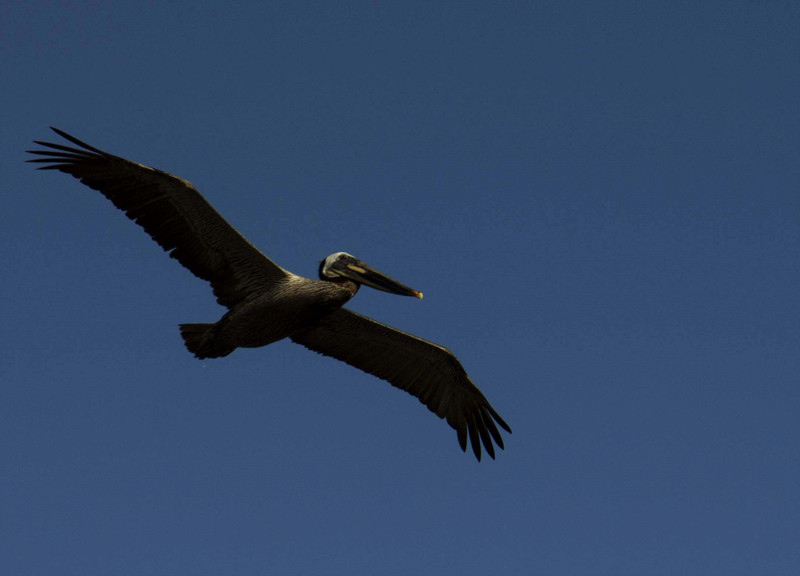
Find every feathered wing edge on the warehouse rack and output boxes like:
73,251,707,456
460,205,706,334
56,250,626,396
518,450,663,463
27,127,289,309
291,308,511,461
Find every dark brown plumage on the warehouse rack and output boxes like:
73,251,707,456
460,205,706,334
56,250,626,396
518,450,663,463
27,127,511,460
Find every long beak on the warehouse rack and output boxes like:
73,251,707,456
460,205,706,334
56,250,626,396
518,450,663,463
333,259,423,299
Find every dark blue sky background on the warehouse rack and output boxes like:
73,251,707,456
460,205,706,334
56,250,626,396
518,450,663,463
2,2,799,574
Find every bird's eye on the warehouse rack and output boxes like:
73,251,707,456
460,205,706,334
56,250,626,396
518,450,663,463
338,254,347,261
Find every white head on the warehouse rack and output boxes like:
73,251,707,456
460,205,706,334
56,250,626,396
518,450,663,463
319,252,356,279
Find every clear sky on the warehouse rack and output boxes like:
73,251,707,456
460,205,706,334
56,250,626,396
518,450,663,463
2,1,799,574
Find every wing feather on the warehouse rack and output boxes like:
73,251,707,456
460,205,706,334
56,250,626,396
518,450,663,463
290,308,511,460
27,127,288,308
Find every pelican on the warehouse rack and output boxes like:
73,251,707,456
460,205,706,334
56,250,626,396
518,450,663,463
27,128,511,460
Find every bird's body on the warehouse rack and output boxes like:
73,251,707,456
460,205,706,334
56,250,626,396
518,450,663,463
183,274,355,358
28,128,511,460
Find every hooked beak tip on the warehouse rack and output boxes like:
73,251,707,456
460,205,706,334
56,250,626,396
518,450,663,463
414,291,424,300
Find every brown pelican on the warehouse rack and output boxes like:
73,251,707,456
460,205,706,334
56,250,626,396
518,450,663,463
27,128,511,460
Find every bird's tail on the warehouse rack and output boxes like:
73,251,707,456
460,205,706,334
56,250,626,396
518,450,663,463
179,323,234,359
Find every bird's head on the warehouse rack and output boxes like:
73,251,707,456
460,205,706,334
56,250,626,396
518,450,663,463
319,252,423,299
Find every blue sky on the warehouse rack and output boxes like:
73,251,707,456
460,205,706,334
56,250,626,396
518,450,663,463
2,1,799,574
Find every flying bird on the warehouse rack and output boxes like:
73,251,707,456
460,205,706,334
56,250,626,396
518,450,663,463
27,128,511,460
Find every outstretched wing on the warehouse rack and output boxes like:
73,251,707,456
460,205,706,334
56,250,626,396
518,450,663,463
27,127,289,309
291,308,511,461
